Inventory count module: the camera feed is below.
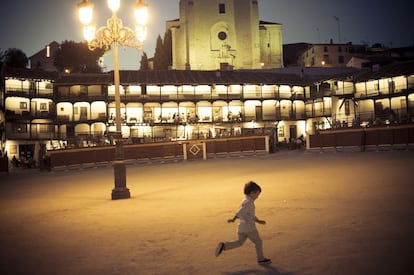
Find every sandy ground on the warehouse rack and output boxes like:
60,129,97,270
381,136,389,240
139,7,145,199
0,150,413,275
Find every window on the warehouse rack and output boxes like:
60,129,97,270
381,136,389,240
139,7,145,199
218,31,227,40
219,3,225,14
323,54,329,64
9,145,17,154
20,102,27,109
324,46,328,52
58,86,70,97
40,103,47,110
338,56,344,64
39,124,51,133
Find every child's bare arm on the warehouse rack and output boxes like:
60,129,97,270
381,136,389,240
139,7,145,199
227,216,238,223
255,216,266,225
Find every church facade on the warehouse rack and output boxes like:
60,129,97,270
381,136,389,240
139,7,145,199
167,0,283,70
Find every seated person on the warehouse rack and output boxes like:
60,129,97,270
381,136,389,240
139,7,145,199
11,156,20,167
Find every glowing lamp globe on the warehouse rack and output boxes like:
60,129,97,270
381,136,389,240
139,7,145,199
77,0,94,25
134,0,148,26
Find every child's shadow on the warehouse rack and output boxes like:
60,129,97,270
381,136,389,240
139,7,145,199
222,264,295,275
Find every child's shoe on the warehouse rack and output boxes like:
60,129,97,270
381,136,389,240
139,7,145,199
215,242,225,257
258,258,272,265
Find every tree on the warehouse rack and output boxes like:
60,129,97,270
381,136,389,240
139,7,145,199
140,52,150,70
152,30,173,70
163,30,172,69
54,40,106,73
0,48,28,68
153,35,164,70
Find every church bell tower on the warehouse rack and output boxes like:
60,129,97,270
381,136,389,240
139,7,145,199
168,0,283,70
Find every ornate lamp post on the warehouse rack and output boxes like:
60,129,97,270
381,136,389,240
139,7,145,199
77,0,148,200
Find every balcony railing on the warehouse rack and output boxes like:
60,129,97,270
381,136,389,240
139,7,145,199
6,88,53,98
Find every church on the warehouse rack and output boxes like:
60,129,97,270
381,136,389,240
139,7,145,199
166,0,283,70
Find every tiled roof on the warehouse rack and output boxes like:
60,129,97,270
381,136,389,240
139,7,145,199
352,60,414,82
6,67,318,86
5,62,413,86
117,70,314,86
56,73,112,85
2,66,58,80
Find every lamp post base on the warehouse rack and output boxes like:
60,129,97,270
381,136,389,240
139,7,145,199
111,140,130,200
112,186,130,200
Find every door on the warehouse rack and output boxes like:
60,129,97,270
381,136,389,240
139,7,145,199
289,125,297,142
255,106,262,121
19,144,35,160
80,106,88,120
67,125,75,138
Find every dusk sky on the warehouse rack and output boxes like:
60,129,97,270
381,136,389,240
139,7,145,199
0,0,412,71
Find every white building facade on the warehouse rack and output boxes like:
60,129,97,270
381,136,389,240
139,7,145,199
2,61,414,163
299,43,367,67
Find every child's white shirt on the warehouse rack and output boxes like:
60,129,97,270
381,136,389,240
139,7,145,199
235,195,257,233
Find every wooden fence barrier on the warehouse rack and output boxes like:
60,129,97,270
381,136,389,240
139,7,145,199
48,135,268,169
309,125,414,152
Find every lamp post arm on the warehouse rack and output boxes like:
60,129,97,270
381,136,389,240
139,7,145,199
87,14,144,51
85,12,144,135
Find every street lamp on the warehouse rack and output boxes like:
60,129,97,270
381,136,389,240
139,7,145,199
77,0,148,200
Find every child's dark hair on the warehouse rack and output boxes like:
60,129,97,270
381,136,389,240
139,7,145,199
244,181,261,195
